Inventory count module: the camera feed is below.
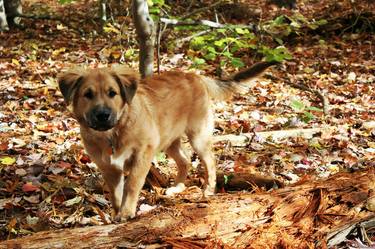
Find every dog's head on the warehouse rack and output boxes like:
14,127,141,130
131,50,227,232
57,66,139,131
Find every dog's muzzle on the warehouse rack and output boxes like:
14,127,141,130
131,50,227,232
87,105,116,131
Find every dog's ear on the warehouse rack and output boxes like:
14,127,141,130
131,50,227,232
57,69,84,105
110,66,139,104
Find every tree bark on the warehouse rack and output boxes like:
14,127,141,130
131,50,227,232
0,0,22,31
132,0,155,78
0,0,8,31
1,170,374,248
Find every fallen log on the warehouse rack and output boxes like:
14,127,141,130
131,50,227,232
1,169,374,249
213,121,375,146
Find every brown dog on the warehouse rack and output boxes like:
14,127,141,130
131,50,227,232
58,61,276,221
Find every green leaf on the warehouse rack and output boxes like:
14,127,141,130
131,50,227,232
222,51,232,58
192,57,206,65
58,0,75,4
309,140,323,150
261,46,292,62
302,112,315,123
223,174,234,185
204,53,216,61
206,46,217,53
124,49,134,59
191,37,206,49
156,152,167,163
290,20,301,28
274,15,286,25
290,100,305,111
314,19,328,26
235,28,249,34
231,58,245,68
305,106,323,112
275,38,284,45
214,39,226,48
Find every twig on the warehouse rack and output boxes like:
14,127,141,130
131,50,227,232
340,10,362,36
175,29,211,47
181,0,227,20
156,12,168,74
285,79,329,115
160,17,255,30
156,21,161,74
268,74,329,115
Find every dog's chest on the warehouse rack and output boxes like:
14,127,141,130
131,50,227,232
110,147,133,171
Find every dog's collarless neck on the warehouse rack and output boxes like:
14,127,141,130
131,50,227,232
106,130,118,156
107,137,115,155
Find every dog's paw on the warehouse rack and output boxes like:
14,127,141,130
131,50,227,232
113,211,135,223
165,183,186,196
204,187,215,197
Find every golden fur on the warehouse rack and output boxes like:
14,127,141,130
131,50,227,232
58,61,276,221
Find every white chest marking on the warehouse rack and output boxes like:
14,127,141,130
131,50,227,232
110,148,133,171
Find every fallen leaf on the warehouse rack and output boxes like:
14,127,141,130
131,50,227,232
22,182,39,192
1,157,16,165
64,196,82,207
24,195,40,204
15,168,27,176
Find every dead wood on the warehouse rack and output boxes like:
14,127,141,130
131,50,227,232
326,216,375,247
1,169,374,249
159,17,256,31
216,170,284,191
213,121,375,146
147,164,169,188
213,127,323,146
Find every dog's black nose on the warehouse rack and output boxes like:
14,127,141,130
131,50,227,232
95,109,111,122
96,111,110,122
88,106,115,131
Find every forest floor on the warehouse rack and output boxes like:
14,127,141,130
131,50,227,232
0,0,374,247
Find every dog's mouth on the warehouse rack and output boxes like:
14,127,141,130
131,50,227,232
86,106,117,131
89,123,115,131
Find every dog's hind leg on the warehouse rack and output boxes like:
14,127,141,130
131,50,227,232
187,111,216,197
165,138,189,196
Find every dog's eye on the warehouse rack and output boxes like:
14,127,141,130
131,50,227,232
108,90,117,98
84,90,94,99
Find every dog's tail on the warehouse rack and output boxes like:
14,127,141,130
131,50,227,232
203,61,278,100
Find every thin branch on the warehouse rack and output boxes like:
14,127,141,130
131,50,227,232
160,17,256,30
267,74,329,115
175,29,211,47
284,78,329,115
181,0,227,20
156,21,162,74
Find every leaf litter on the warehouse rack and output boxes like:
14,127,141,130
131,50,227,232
0,0,374,247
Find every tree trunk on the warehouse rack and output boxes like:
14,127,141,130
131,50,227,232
0,0,9,31
0,0,22,31
1,170,374,248
132,0,155,78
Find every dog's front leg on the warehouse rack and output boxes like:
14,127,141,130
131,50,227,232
115,147,153,221
101,166,124,215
